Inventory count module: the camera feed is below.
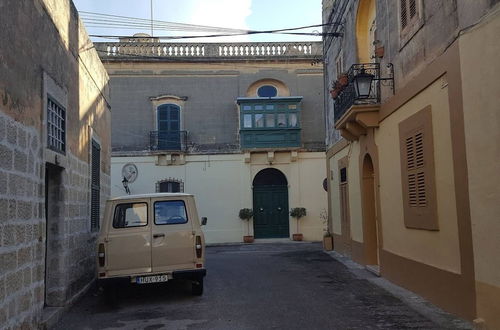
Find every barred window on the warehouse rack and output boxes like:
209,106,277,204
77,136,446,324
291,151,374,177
47,97,66,153
156,179,184,193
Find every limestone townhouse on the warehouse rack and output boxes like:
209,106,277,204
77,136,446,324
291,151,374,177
95,39,328,244
322,0,500,327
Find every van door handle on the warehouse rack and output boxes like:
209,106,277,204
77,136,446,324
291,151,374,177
153,233,165,238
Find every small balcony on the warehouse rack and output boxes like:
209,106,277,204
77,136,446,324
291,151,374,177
149,130,188,152
332,63,387,141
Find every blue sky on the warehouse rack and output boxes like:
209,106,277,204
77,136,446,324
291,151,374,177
72,0,322,42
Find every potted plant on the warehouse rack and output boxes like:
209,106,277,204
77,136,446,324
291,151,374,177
329,88,340,99
320,209,333,251
330,80,345,100
337,72,349,87
238,208,254,243
290,207,306,241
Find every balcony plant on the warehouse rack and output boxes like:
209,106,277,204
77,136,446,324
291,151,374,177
329,88,340,100
290,207,306,241
330,76,348,100
330,81,342,100
337,72,349,87
320,209,333,251
238,208,254,243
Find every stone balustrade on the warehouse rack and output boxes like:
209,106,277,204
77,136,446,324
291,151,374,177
94,41,322,60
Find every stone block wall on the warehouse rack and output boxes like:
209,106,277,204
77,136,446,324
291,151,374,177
0,109,111,328
0,112,45,328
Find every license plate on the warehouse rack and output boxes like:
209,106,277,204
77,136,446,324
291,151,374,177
136,274,168,284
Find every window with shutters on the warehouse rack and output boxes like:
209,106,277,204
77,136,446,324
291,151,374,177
399,0,424,48
156,178,184,193
91,139,101,231
399,106,438,230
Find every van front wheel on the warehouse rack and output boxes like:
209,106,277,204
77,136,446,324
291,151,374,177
191,279,204,296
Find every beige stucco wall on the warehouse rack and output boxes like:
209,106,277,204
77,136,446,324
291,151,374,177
459,6,500,328
376,78,462,274
111,152,327,244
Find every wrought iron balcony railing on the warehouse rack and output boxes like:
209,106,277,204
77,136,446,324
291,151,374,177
149,130,188,152
334,63,381,123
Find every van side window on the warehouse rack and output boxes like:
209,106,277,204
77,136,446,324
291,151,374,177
113,203,148,228
154,200,188,225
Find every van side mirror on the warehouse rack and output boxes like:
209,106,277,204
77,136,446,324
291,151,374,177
201,217,207,226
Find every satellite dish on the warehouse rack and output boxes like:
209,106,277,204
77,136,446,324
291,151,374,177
122,163,138,183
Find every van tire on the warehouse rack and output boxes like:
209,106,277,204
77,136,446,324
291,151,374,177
191,279,204,296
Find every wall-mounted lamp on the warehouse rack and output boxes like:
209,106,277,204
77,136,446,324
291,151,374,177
353,68,375,99
352,63,395,98
122,176,130,194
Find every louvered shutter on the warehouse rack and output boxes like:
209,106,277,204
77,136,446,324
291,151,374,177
406,132,427,207
399,106,438,230
91,140,100,231
400,0,421,37
400,0,408,29
409,0,417,19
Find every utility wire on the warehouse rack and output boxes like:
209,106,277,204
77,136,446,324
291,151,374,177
89,23,341,40
78,11,341,40
80,11,250,33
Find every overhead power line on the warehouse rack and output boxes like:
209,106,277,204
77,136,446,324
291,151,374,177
79,11,342,40
88,24,342,40
80,11,251,33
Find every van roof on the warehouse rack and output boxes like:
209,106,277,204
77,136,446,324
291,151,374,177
108,193,193,201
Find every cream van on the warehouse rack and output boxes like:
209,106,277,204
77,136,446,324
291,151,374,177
96,193,207,296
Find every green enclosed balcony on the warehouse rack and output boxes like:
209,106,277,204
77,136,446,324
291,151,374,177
237,97,302,149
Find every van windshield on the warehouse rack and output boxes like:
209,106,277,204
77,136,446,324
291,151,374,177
154,200,188,225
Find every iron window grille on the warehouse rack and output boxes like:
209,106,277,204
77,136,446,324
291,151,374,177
149,130,188,152
47,97,66,153
156,179,184,193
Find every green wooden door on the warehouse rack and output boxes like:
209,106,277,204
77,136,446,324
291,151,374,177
253,186,289,238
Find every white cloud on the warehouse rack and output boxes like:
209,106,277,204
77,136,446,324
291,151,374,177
186,0,252,42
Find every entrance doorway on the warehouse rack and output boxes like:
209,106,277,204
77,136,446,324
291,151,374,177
362,154,379,266
252,168,289,238
44,163,65,307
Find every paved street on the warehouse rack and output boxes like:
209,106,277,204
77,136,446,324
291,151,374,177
54,243,468,330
